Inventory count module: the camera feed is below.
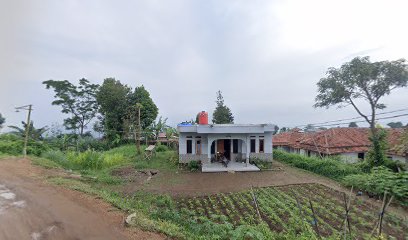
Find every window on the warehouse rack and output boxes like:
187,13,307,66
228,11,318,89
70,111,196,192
259,139,264,153
233,139,239,153
358,152,365,159
186,140,192,154
196,140,201,154
250,139,256,153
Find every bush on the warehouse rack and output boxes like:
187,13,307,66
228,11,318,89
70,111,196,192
155,144,169,152
41,150,70,168
273,150,362,180
250,157,272,170
343,167,408,205
102,153,126,168
0,133,49,156
188,160,200,172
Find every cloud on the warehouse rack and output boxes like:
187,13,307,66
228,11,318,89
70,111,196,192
1,0,408,133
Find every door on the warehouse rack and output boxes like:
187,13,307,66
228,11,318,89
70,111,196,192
217,140,224,154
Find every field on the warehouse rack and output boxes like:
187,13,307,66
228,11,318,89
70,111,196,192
176,183,408,239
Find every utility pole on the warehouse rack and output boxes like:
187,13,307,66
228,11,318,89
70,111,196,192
135,103,142,154
15,104,33,158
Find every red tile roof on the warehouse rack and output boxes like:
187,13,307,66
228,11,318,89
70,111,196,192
273,127,406,156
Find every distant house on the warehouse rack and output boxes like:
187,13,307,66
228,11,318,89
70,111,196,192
273,128,407,164
177,112,275,172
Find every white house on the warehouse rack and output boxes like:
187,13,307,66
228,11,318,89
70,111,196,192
177,120,275,172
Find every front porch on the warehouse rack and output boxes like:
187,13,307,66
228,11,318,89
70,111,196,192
202,161,260,173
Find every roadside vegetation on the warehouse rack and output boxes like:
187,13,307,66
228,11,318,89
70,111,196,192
274,150,408,206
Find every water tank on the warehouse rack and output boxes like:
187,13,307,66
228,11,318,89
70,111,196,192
198,111,208,125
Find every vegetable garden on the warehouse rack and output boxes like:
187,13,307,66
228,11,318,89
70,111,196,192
176,183,408,239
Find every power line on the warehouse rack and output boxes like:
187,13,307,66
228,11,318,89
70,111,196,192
310,113,408,128
294,107,408,128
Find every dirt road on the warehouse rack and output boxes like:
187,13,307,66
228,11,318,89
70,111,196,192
0,158,163,240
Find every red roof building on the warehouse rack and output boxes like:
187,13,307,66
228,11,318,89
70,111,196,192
273,128,407,164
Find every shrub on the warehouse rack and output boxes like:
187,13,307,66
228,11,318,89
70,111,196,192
188,160,200,172
0,133,49,156
250,157,272,170
155,144,169,152
343,167,408,205
273,150,362,180
66,150,103,170
102,153,126,168
41,150,70,168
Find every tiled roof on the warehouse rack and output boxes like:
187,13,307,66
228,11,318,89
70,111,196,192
273,127,406,156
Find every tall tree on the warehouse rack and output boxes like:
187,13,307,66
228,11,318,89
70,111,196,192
348,122,358,128
314,56,408,166
8,121,48,140
273,125,280,135
149,116,168,140
387,121,403,128
96,78,132,141
129,86,158,129
212,90,234,124
43,79,99,135
0,113,5,129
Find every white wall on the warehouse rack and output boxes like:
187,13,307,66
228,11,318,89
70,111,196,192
390,155,407,165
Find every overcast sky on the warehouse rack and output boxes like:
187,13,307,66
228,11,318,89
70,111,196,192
1,0,408,133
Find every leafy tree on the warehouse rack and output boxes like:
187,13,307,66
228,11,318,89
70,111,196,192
348,122,358,127
304,124,316,132
387,121,404,128
279,127,290,133
366,127,388,167
43,79,99,136
129,86,158,129
0,113,5,129
212,90,234,124
315,56,408,166
96,78,132,141
273,125,279,135
8,121,48,140
149,116,168,140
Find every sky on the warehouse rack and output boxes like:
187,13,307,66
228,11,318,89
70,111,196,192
1,0,408,133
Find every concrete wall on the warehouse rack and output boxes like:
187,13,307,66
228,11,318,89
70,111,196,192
390,155,407,165
178,132,273,163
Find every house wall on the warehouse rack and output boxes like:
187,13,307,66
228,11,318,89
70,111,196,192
338,152,360,163
178,132,273,163
389,155,407,165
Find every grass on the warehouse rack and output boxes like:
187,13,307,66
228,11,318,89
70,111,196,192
28,144,408,239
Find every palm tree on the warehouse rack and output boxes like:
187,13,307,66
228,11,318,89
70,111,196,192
8,121,48,140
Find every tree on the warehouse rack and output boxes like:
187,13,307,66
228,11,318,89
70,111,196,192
348,122,358,128
149,116,168,140
279,127,290,133
43,79,99,136
129,86,158,129
96,78,132,141
0,113,5,129
212,90,234,124
273,125,279,135
304,124,316,132
8,121,48,140
315,56,408,166
387,121,404,128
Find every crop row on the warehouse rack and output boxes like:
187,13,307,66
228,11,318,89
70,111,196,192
176,184,408,239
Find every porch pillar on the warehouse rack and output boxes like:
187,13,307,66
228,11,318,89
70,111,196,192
246,136,250,167
207,137,212,164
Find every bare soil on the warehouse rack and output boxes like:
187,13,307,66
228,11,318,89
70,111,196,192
0,158,164,240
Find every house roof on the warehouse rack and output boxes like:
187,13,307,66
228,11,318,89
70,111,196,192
178,124,276,134
273,127,406,156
